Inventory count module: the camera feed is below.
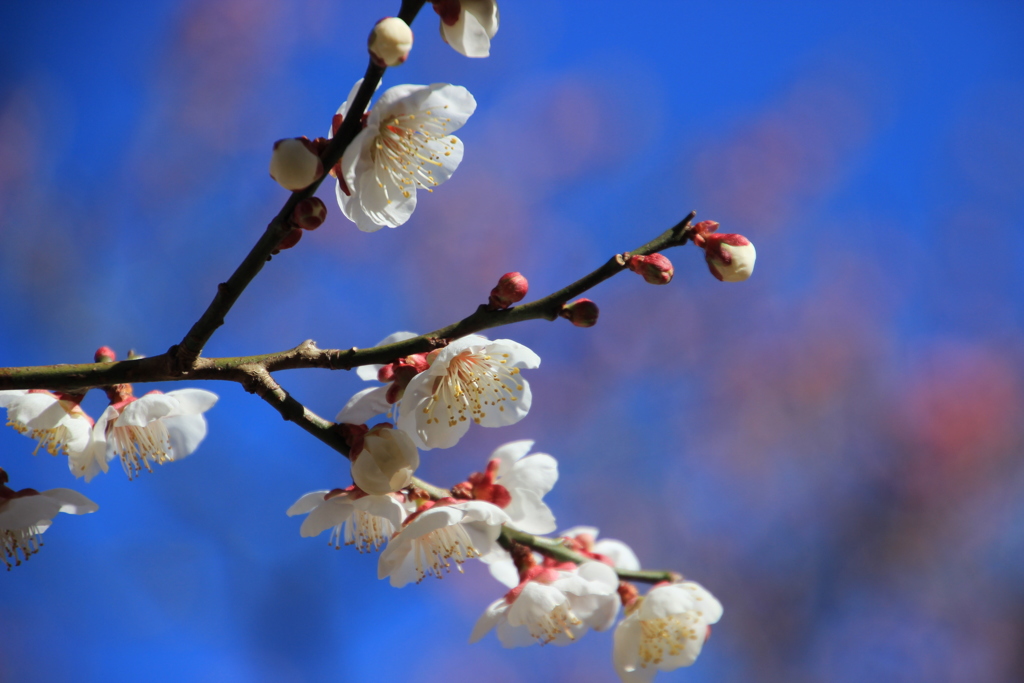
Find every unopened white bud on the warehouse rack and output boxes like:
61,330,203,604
269,138,323,191
351,425,419,495
369,17,413,67
703,234,756,282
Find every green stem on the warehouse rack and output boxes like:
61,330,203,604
499,527,681,584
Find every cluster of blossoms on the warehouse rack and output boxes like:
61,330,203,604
283,326,722,679
2,2,757,679
0,349,218,564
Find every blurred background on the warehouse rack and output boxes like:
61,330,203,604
2,1,1023,681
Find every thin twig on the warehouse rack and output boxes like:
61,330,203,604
0,212,695,392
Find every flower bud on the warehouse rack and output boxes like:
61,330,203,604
292,197,327,230
94,346,116,363
269,137,323,191
702,233,756,282
488,272,529,309
627,253,674,285
560,298,599,327
272,228,303,254
351,424,420,495
368,17,414,67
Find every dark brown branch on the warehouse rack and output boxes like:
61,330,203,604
0,212,695,392
172,0,430,373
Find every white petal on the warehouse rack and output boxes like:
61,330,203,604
487,556,520,589
163,413,208,460
0,391,53,425
300,499,352,537
443,4,494,58
287,491,329,516
163,388,218,415
501,453,558,497
640,584,697,621
559,525,600,540
593,539,642,572
336,386,390,425
489,439,534,473
115,394,177,427
469,598,508,644
681,581,723,624
488,339,541,370
495,619,539,649
40,488,99,515
613,616,653,681
0,495,60,529
504,488,555,535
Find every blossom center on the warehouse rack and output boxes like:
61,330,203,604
332,509,396,553
109,422,171,479
2,526,42,570
422,351,523,428
638,614,702,666
410,522,480,582
528,601,582,645
370,109,458,202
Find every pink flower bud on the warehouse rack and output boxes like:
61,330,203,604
560,298,600,327
94,346,116,363
269,137,323,191
488,271,529,309
627,253,674,285
702,233,756,282
368,17,414,67
292,197,327,230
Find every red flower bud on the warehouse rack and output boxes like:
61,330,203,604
292,197,327,230
272,228,303,254
560,298,599,327
488,271,529,309
627,253,674,285
94,346,117,363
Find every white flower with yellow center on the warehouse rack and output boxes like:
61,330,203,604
287,488,407,553
397,335,540,450
81,389,218,480
613,582,723,682
0,390,93,458
377,499,510,587
334,81,476,232
469,562,621,648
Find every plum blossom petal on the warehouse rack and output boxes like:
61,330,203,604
287,488,406,553
0,390,93,458
397,335,540,450
335,82,476,231
436,0,499,58
560,526,642,572
0,485,98,570
613,582,723,682
336,386,391,425
378,500,510,587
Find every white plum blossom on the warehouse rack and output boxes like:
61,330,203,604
469,561,620,647
397,335,540,450
613,582,723,682
559,526,642,572
75,389,218,480
350,424,420,495
0,390,92,458
287,487,407,553
378,499,510,587
333,81,476,232
434,0,499,58
0,484,99,570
